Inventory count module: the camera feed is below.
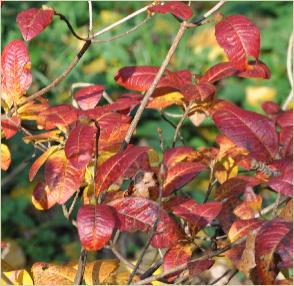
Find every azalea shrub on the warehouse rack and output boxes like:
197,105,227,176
1,1,293,285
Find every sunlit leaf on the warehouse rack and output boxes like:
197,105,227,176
16,7,54,41
1,144,11,171
108,197,183,248
212,100,279,162
215,15,260,69
29,146,59,182
163,146,198,168
2,269,33,285
1,116,20,139
74,85,104,110
1,40,32,108
77,204,116,251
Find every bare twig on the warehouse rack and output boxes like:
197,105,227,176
282,32,293,111
224,269,238,285
92,17,150,44
88,1,93,37
172,102,193,147
127,170,164,284
74,248,87,285
140,259,163,280
161,112,185,145
17,40,92,109
93,5,150,38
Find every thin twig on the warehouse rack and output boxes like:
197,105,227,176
102,91,114,104
17,40,92,109
140,259,163,280
93,5,150,38
271,193,282,218
54,12,89,41
92,17,150,43
282,32,293,110
121,22,188,151
88,1,93,37
172,102,193,147
161,112,185,145
74,248,87,285
127,170,164,284
224,269,238,285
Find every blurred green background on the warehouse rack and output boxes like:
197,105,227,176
1,0,292,273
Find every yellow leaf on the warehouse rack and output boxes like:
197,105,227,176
214,157,238,184
246,86,277,107
2,270,33,285
147,92,184,110
83,184,96,205
1,143,11,171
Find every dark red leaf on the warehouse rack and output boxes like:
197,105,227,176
108,197,183,248
164,70,193,88
276,231,293,269
165,197,222,232
74,85,104,110
77,204,115,251
181,82,216,102
215,15,260,70
1,40,32,107
201,62,239,83
254,219,291,284
1,116,20,139
16,8,54,41
268,157,293,197
277,110,293,157
149,1,193,20
237,60,271,79
163,162,205,196
32,181,57,210
95,146,149,196
262,101,281,115
188,259,214,277
44,150,85,204
163,244,192,282
211,101,279,162
65,123,96,169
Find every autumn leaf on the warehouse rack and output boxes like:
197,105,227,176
108,197,183,248
215,15,260,69
65,123,96,169
1,144,11,171
1,40,32,108
211,100,279,162
1,116,20,139
16,7,54,41
77,204,116,251
2,269,33,285
32,181,57,210
74,85,104,110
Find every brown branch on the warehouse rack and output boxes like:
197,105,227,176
127,170,164,284
224,269,238,285
17,40,92,109
74,248,87,285
120,21,189,151
209,269,231,285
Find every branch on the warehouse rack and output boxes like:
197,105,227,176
121,21,189,151
209,269,231,285
161,112,185,145
88,1,93,37
17,40,92,109
74,248,87,285
127,170,164,284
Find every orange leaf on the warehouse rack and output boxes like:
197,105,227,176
1,144,11,171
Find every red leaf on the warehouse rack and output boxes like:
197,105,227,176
277,110,293,157
166,197,222,232
77,204,115,251
164,70,193,88
149,1,193,20
41,105,78,130
114,66,160,92
74,85,104,110
201,62,239,83
181,82,216,102
262,101,281,115
163,146,197,168
44,150,85,204
163,162,205,196
65,123,96,169
108,197,183,248
16,8,54,41
1,40,32,107
276,231,293,269
237,60,271,79
215,15,260,70
268,157,293,197
211,101,279,162
1,116,20,139
163,244,192,282
253,219,291,284
29,146,59,182
95,146,149,196
188,259,214,277
228,218,263,242
32,181,57,210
